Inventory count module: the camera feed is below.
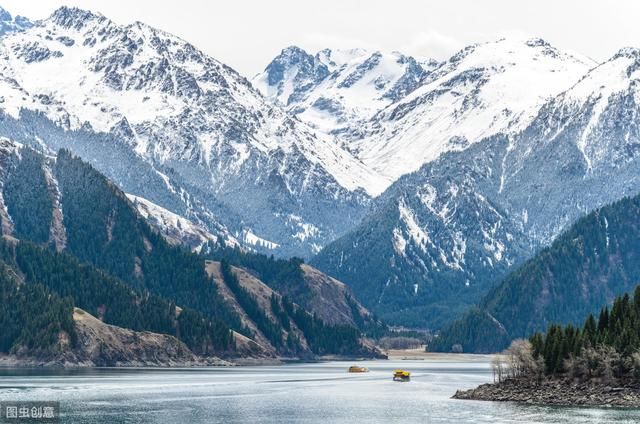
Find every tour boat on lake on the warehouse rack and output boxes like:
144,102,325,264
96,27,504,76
393,370,411,382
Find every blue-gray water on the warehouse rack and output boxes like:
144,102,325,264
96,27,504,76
1,357,639,423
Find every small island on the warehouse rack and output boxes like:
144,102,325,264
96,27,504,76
453,288,640,408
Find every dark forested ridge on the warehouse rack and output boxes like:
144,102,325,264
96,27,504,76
53,150,242,329
218,259,368,356
433,194,640,353
3,148,53,244
0,237,233,355
208,246,383,334
0,145,377,361
0,257,76,357
208,247,306,294
531,286,640,378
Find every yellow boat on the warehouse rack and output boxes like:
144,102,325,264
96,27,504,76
348,365,369,373
393,369,411,382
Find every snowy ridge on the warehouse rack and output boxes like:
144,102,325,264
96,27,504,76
253,46,439,136
238,228,279,250
256,38,596,195
0,8,384,195
128,194,239,252
0,5,390,257
350,37,596,185
0,6,31,36
522,47,640,172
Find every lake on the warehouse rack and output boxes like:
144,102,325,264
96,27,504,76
0,356,639,423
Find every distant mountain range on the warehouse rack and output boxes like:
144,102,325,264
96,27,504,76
253,46,439,137
2,4,640,335
256,39,593,184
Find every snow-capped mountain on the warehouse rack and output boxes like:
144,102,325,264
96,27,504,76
350,38,596,184
313,46,640,329
257,39,595,193
0,6,31,36
499,46,640,244
0,6,387,258
3,4,640,333
253,46,439,135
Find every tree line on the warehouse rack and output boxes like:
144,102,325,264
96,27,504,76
492,285,640,384
0,238,233,355
219,259,365,356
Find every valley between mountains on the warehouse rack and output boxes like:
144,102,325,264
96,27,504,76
1,4,640,364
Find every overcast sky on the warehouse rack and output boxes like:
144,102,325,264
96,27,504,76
2,0,639,76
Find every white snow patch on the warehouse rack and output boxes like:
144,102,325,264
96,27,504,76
241,228,280,250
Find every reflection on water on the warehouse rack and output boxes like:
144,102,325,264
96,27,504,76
0,358,639,423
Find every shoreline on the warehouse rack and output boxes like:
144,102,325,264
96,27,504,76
0,353,387,369
453,376,640,408
386,347,495,362
0,350,492,369
0,354,233,369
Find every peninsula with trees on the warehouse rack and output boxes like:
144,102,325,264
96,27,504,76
453,286,640,407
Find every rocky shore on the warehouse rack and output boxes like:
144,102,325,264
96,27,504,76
453,377,640,408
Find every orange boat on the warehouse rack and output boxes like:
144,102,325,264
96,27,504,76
348,365,369,373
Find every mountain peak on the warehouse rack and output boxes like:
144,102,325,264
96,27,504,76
280,45,311,57
0,5,32,35
525,37,551,47
612,47,640,61
254,46,436,134
260,45,329,95
49,6,105,29
268,46,317,69
0,6,11,22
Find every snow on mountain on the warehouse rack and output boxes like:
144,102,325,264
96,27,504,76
253,46,439,135
127,193,239,252
314,45,640,329
238,228,280,250
349,37,596,185
0,6,388,257
0,6,31,36
0,7,380,191
517,46,640,173
256,39,595,195
498,46,640,245
312,138,532,329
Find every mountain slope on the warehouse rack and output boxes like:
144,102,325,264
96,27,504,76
312,138,532,328
0,6,31,36
127,193,238,253
350,38,595,184
258,38,595,191
205,246,378,331
313,46,640,329
0,6,386,258
0,139,379,360
254,46,438,135
433,193,640,353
